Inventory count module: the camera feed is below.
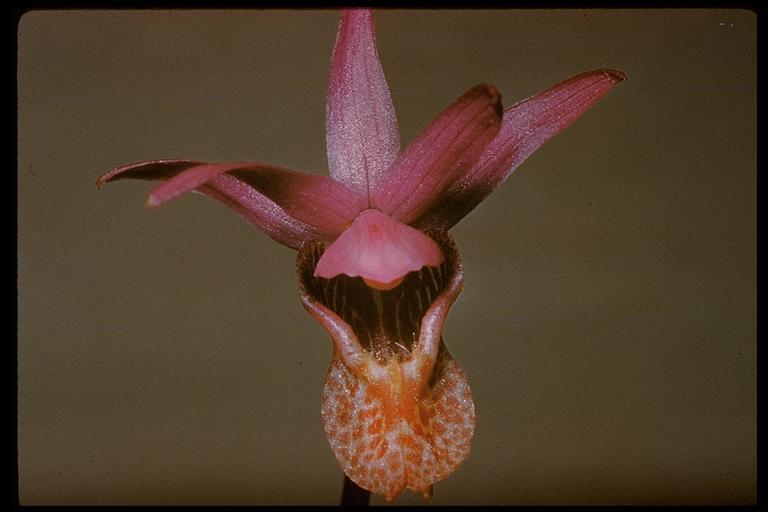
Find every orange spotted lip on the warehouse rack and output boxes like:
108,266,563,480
299,230,474,500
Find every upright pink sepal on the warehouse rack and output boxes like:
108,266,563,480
326,9,400,200
373,84,503,225
314,209,444,289
414,69,627,229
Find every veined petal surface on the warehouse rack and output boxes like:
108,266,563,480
96,159,364,248
414,69,626,229
373,84,502,225
326,9,400,200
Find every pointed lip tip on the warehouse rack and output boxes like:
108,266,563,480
144,195,160,209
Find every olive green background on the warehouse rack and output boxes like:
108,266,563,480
17,9,756,505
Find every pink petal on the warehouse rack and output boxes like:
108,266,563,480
414,69,627,230
148,162,364,235
372,84,503,225
197,175,322,250
314,209,443,290
96,159,365,249
326,9,400,200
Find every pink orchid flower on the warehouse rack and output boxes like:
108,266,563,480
97,9,624,502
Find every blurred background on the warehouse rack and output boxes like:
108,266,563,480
17,9,755,505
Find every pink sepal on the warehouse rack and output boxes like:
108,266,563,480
326,9,400,199
414,69,627,229
373,84,502,225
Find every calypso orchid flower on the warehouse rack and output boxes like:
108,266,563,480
97,9,625,502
